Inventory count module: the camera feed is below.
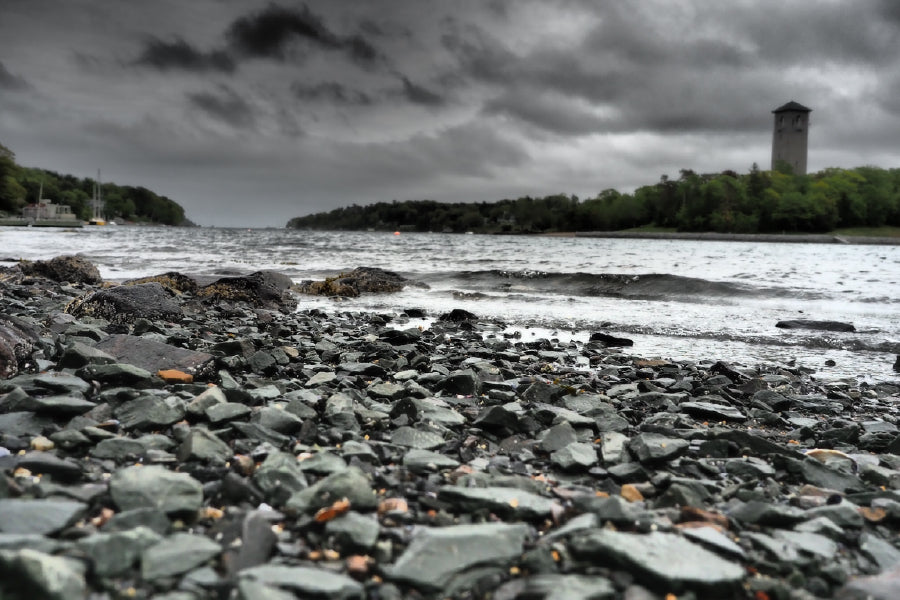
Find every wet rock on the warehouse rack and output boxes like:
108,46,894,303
116,394,185,429
775,319,855,332
19,255,101,284
589,332,634,347
67,282,183,324
125,271,199,294
438,308,478,322
389,522,529,591
571,529,744,594
109,465,203,515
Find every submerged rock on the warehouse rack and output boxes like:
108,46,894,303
775,319,855,332
295,266,409,297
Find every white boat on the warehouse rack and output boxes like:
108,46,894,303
87,169,107,226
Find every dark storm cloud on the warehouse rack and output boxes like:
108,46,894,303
399,76,445,107
0,61,31,91
134,37,236,73
226,3,381,65
292,81,373,105
187,86,256,129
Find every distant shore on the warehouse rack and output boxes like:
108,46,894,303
538,230,900,245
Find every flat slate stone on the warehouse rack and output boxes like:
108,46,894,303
239,564,364,599
679,401,747,422
550,442,598,471
95,334,214,375
77,526,162,577
141,532,221,579
391,426,444,450
628,432,690,464
402,448,460,473
493,574,616,600
571,529,744,593
437,486,556,520
285,467,376,514
0,499,86,535
389,522,529,591
109,465,203,515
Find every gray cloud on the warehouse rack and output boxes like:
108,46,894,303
225,3,382,66
187,86,256,129
0,61,31,91
292,81,373,105
399,76,445,107
134,37,236,72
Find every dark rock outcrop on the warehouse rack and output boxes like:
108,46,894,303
775,319,855,332
124,272,199,294
589,331,634,347
66,282,183,324
295,267,409,297
19,255,102,284
197,271,296,310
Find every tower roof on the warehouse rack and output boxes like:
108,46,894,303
772,100,811,113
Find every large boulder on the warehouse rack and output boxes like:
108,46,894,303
296,267,409,297
65,283,183,324
19,255,102,284
0,314,43,379
197,271,296,310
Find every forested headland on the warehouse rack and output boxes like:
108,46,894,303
287,164,900,235
0,142,191,226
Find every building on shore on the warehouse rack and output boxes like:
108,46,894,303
771,101,811,175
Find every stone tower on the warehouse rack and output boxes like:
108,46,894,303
771,101,811,175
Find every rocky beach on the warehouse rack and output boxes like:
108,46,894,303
1,255,899,599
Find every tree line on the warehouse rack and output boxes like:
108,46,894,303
287,163,900,234
0,142,190,226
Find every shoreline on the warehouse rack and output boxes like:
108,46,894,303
1,258,899,598
539,230,900,245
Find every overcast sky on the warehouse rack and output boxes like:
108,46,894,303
2,1,898,227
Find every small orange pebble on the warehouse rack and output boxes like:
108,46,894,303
509,498,520,508
595,490,610,498
551,550,561,562
754,591,771,600
157,369,193,384
346,555,370,578
666,594,678,600
91,507,116,528
787,439,800,445
323,549,340,561
620,484,644,502
199,506,224,520
314,498,351,522
377,497,409,515
308,550,322,561
858,506,887,523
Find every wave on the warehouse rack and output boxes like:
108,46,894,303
420,270,793,302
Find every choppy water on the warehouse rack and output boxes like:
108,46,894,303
2,226,898,382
